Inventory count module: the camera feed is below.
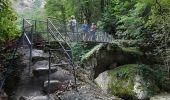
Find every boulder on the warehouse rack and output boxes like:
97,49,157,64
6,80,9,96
95,64,160,100
31,50,49,62
19,95,54,100
33,60,58,76
81,43,144,78
161,78,170,92
0,90,8,100
95,71,111,93
150,94,170,100
59,84,121,100
34,67,74,83
43,80,62,93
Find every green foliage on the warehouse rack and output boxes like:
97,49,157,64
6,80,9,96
0,0,19,44
13,0,46,28
122,47,143,56
138,64,167,85
108,64,137,99
81,43,103,62
72,42,97,60
45,0,110,24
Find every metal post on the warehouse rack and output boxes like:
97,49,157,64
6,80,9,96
70,51,77,91
29,25,33,76
23,19,25,48
48,50,51,98
29,44,32,76
34,20,37,42
47,19,50,44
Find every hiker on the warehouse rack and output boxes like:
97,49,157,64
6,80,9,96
90,23,96,41
81,20,89,41
68,15,77,34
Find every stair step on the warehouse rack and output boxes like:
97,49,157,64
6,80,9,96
33,67,58,77
52,63,70,66
19,95,55,100
43,80,62,93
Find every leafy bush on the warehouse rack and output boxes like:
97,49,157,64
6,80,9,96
138,64,167,85
72,43,97,60
0,0,19,44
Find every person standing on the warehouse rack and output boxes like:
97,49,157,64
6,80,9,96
90,23,96,41
68,15,77,34
68,15,77,41
81,20,89,41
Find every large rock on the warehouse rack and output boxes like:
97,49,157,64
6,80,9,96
33,60,58,76
81,43,144,78
59,84,121,100
150,94,170,100
34,67,74,83
43,80,62,93
19,49,49,62
0,90,8,100
19,95,55,100
95,64,160,100
31,49,49,62
161,78,170,92
95,71,111,93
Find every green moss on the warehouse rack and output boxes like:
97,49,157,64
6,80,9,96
108,64,137,97
122,47,143,56
107,64,160,99
81,43,103,62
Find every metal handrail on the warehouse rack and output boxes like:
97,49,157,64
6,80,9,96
48,19,72,48
48,23,72,62
23,19,33,76
24,33,32,45
47,18,77,94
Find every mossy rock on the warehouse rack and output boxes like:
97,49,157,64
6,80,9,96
95,64,160,100
81,43,143,63
108,64,160,99
81,43,144,78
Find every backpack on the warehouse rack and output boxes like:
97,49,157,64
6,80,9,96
70,20,76,28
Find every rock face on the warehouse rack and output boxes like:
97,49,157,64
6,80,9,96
0,90,8,100
150,94,170,100
133,75,148,99
161,78,170,92
19,95,54,100
59,84,121,100
95,71,111,93
43,80,62,93
95,64,159,100
33,60,58,76
81,43,144,79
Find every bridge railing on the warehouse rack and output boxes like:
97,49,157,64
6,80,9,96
63,31,114,43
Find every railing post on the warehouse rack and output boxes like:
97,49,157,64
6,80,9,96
70,51,77,91
29,25,33,76
47,19,50,45
34,20,37,42
48,49,51,99
23,19,25,48
29,44,32,76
